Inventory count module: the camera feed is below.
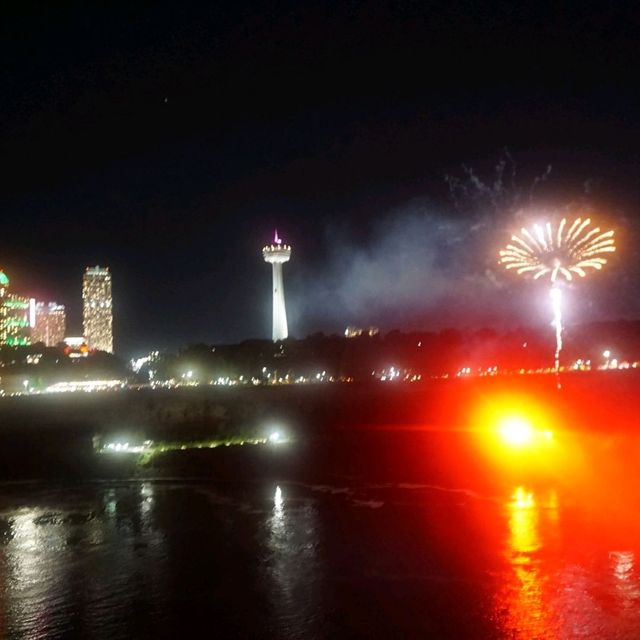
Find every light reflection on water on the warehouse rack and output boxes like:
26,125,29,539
610,550,640,611
496,486,556,639
0,474,636,638
0,483,169,639
494,485,640,640
266,485,323,639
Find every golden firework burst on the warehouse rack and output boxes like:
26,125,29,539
499,218,615,283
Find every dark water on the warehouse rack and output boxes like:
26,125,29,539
0,430,639,639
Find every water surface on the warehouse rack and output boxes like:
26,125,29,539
0,429,638,639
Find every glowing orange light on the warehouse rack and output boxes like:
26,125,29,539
499,417,534,447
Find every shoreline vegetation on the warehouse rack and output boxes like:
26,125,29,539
0,370,636,482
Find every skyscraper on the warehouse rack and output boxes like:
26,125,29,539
82,266,113,353
0,270,34,346
262,231,291,342
32,302,66,346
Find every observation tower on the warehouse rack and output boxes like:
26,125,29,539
262,230,291,342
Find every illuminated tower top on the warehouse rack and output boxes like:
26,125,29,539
262,229,292,264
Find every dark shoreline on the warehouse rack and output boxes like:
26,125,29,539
0,370,636,482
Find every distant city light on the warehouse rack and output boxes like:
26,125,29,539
45,379,125,394
100,440,153,454
131,351,160,373
345,325,379,338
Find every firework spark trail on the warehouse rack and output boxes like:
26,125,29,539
550,287,562,374
499,217,615,384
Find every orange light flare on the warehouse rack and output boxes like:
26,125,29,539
471,395,566,481
499,416,553,448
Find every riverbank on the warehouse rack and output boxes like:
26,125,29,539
0,370,636,481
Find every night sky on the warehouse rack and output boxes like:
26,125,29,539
2,1,639,356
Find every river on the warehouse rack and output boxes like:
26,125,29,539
0,428,638,639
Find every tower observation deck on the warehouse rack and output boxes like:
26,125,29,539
262,230,291,342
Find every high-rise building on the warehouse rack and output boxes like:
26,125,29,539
262,230,291,342
0,270,34,346
82,266,113,353
32,302,66,346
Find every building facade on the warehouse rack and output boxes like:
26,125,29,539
32,302,66,347
0,270,34,346
82,266,113,353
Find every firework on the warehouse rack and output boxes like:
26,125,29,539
499,217,615,382
499,217,615,283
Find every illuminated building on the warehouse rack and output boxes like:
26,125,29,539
82,266,113,353
0,270,35,346
0,270,7,299
345,326,379,338
63,336,90,358
32,302,66,346
262,231,291,342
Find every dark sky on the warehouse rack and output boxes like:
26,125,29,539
1,1,639,355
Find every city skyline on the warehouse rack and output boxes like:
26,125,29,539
0,3,638,355
0,266,115,351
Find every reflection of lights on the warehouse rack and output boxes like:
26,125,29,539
509,487,540,555
611,551,635,581
511,486,535,510
610,551,640,606
495,486,554,637
7,507,69,605
266,483,320,637
274,486,283,516
140,482,154,520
